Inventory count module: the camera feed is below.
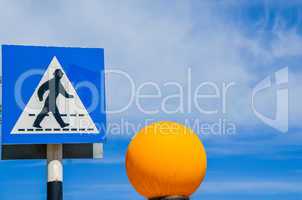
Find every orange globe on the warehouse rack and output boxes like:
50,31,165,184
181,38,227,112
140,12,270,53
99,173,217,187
125,121,207,199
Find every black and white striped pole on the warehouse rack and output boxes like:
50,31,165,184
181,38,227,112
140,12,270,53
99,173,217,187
47,144,63,200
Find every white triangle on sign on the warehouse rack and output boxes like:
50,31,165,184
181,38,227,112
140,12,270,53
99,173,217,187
12,56,99,134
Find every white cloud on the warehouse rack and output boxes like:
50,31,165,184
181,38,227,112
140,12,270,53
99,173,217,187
0,0,300,135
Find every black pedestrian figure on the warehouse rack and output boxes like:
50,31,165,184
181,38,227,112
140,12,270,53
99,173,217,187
33,69,74,128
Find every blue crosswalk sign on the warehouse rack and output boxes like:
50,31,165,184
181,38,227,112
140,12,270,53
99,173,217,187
2,45,106,144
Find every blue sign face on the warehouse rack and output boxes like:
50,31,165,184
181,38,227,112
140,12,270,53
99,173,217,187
2,45,106,144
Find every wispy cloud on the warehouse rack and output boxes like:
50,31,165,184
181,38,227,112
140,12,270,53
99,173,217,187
0,0,301,136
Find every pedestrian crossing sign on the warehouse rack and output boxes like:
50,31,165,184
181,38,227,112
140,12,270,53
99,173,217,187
2,45,107,144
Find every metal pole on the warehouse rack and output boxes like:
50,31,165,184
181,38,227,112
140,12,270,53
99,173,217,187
149,196,189,200
47,144,63,200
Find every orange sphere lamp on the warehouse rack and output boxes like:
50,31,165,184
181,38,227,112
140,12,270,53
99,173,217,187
125,121,207,200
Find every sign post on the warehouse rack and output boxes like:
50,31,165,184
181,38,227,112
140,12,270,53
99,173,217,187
1,45,107,200
47,144,63,200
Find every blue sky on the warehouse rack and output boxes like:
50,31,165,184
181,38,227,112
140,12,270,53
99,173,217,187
0,1,302,200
